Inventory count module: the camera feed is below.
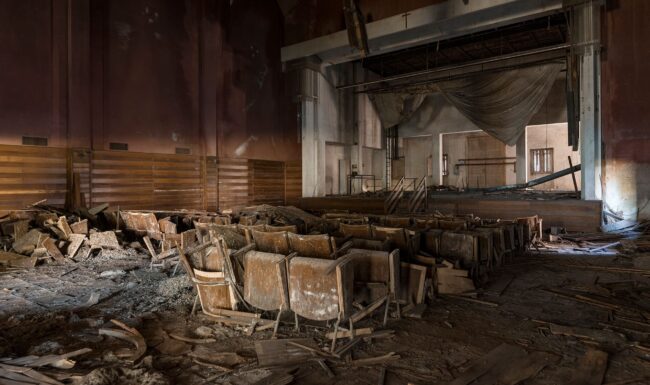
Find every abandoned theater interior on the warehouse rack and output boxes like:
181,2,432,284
0,0,649,384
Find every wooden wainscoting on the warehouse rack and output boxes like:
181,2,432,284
0,144,301,211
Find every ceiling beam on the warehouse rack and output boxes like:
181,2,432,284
281,0,564,65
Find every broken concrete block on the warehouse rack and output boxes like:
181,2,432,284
70,219,88,235
66,234,86,258
0,251,37,268
89,231,120,249
57,216,73,239
43,237,65,261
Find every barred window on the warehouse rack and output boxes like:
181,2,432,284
530,148,553,174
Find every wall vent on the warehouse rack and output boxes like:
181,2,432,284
22,136,48,146
109,142,129,151
175,147,191,155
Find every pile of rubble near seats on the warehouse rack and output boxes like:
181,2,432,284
0,202,132,270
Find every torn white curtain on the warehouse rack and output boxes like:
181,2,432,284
368,63,563,145
436,63,563,145
367,93,425,129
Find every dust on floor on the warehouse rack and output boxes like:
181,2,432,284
1,250,649,384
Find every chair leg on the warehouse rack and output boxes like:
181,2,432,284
330,313,341,353
383,295,390,326
191,294,199,316
294,312,299,332
394,294,401,320
272,303,283,339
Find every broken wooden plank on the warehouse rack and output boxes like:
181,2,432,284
326,327,373,340
98,319,146,363
442,344,528,385
350,296,387,323
88,203,109,216
168,334,216,345
255,338,321,367
348,352,400,367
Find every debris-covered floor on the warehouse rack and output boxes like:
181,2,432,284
2,249,650,384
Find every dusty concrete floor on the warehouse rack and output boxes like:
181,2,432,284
1,250,650,384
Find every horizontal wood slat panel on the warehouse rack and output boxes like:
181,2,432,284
218,158,250,210
0,145,68,210
250,160,284,206
0,144,302,212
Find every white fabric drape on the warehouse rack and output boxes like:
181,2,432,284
367,93,425,129
436,63,563,145
368,63,563,145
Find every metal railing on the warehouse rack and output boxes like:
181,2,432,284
408,177,428,213
385,177,405,214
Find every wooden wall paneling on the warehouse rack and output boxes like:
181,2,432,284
91,150,155,209
0,144,68,209
250,160,285,205
218,158,250,210
284,160,302,205
152,153,203,210
71,148,91,207
205,156,218,211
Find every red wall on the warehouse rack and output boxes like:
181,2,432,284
0,0,300,162
601,0,650,219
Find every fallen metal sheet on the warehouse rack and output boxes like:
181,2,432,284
243,250,288,311
288,257,354,321
287,233,334,259
252,230,290,255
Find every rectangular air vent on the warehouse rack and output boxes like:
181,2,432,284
109,142,128,151
22,136,48,146
175,147,191,155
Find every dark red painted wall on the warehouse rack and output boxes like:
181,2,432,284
601,0,650,219
0,0,300,161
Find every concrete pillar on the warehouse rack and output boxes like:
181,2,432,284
576,3,602,201
516,129,527,184
301,98,326,197
432,134,443,185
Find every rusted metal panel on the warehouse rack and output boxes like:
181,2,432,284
243,250,288,311
288,257,354,321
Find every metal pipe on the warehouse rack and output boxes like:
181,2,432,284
482,164,581,192
459,157,516,162
337,43,570,90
